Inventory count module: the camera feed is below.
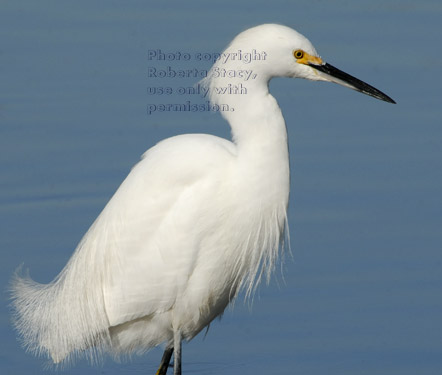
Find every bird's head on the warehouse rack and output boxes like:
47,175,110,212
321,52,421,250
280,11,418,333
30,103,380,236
216,24,395,103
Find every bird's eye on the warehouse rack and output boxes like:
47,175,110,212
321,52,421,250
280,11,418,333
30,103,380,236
293,50,304,59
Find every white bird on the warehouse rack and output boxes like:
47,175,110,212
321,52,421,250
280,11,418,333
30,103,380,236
10,24,395,375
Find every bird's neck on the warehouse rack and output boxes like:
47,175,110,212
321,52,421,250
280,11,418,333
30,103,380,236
213,78,288,164
212,78,290,201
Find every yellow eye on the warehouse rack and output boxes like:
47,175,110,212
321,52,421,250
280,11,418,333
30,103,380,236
293,50,304,59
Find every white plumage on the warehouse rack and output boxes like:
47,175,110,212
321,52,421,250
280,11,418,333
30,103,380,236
10,24,394,374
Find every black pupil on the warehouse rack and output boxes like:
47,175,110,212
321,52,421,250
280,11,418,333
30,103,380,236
296,51,302,58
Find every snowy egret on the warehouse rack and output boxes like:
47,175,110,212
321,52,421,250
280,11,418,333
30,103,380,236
10,24,395,375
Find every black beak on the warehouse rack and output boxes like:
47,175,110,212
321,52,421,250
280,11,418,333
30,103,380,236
309,62,396,104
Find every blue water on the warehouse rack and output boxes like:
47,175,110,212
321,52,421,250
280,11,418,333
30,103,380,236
1,1,441,374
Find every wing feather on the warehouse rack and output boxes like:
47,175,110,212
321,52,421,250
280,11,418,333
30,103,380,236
91,134,236,326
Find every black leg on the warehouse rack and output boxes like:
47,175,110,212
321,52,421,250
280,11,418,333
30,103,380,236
156,347,173,375
173,331,182,375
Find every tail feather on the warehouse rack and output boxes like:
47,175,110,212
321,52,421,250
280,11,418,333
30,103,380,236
10,249,111,365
